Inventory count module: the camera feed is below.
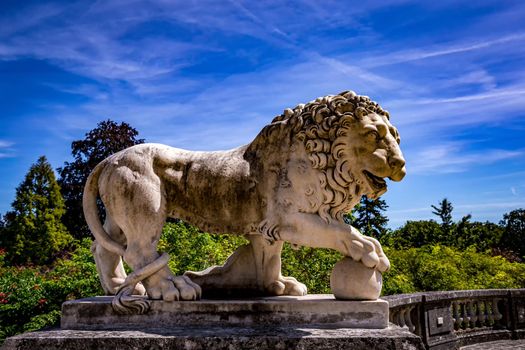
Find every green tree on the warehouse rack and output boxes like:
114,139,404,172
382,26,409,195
431,198,453,227
500,208,525,258
455,217,504,252
351,196,389,240
431,198,454,243
385,220,442,248
0,156,72,265
57,120,144,239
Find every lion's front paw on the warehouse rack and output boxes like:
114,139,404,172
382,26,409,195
144,268,202,301
364,236,390,272
347,236,390,273
266,276,308,296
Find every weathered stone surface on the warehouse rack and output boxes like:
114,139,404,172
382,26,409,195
61,295,389,330
2,325,424,350
385,289,525,350
460,339,525,349
82,91,406,312
331,257,382,300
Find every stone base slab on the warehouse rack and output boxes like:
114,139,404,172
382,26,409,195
61,294,389,329
2,326,425,350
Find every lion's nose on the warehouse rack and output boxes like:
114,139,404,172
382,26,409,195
388,155,405,169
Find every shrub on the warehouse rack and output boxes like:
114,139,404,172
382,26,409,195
158,222,248,274
0,238,100,343
382,245,525,295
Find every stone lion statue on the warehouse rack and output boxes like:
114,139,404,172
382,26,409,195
83,90,406,313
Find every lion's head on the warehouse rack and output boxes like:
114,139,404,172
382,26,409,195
250,91,406,223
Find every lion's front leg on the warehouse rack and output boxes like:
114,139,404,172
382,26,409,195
247,235,307,296
278,212,390,272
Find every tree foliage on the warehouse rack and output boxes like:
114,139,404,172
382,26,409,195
383,245,525,294
0,239,101,343
455,219,504,252
383,197,514,264
386,216,505,254
57,120,144,239
0,156,72,265
350,196,390,240
500,209,525,259
158,221,248,275
385,220,442,249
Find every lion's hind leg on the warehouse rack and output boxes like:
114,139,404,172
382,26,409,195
99,163,201,303
92,214,146,296
120,220,202,301
113,178,201,302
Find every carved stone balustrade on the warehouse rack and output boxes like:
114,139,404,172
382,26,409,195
385,289,525,349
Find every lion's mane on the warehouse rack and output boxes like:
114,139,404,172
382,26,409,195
250,91,389,224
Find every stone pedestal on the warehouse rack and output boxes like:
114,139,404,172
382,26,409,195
61,294,389,329
2,326,425,350
3,295,425,350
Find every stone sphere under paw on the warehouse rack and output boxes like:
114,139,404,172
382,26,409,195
330,257,382,300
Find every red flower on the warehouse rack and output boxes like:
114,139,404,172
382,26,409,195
38,298,47,305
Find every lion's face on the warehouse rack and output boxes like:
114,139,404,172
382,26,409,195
254,91,406,222
347,112,406,199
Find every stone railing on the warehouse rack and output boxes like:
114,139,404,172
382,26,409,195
384,289,525,349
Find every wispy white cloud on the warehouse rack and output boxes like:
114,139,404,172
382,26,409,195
455,202,525,211
0,141,14,148
408,142,524,174
0,3,65,37
385,84,525,134
0,2,227,93
437,69,497,91
40,52,405,151
361,33,525,68
389,201,525,216
0,140,15,158
411,87,525,105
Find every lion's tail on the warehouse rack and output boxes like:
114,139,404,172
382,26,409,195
83,161,126,257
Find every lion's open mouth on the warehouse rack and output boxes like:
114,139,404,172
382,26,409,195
363,170,387,192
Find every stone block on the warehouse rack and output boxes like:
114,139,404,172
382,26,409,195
61,294,389,330
2,325,425,350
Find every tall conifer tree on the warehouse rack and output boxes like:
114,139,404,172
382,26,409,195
0,156,72,264
351,196,390,240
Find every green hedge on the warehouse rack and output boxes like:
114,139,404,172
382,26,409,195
0,239,102,342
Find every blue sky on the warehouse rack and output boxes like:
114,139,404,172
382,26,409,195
1,0,524,228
